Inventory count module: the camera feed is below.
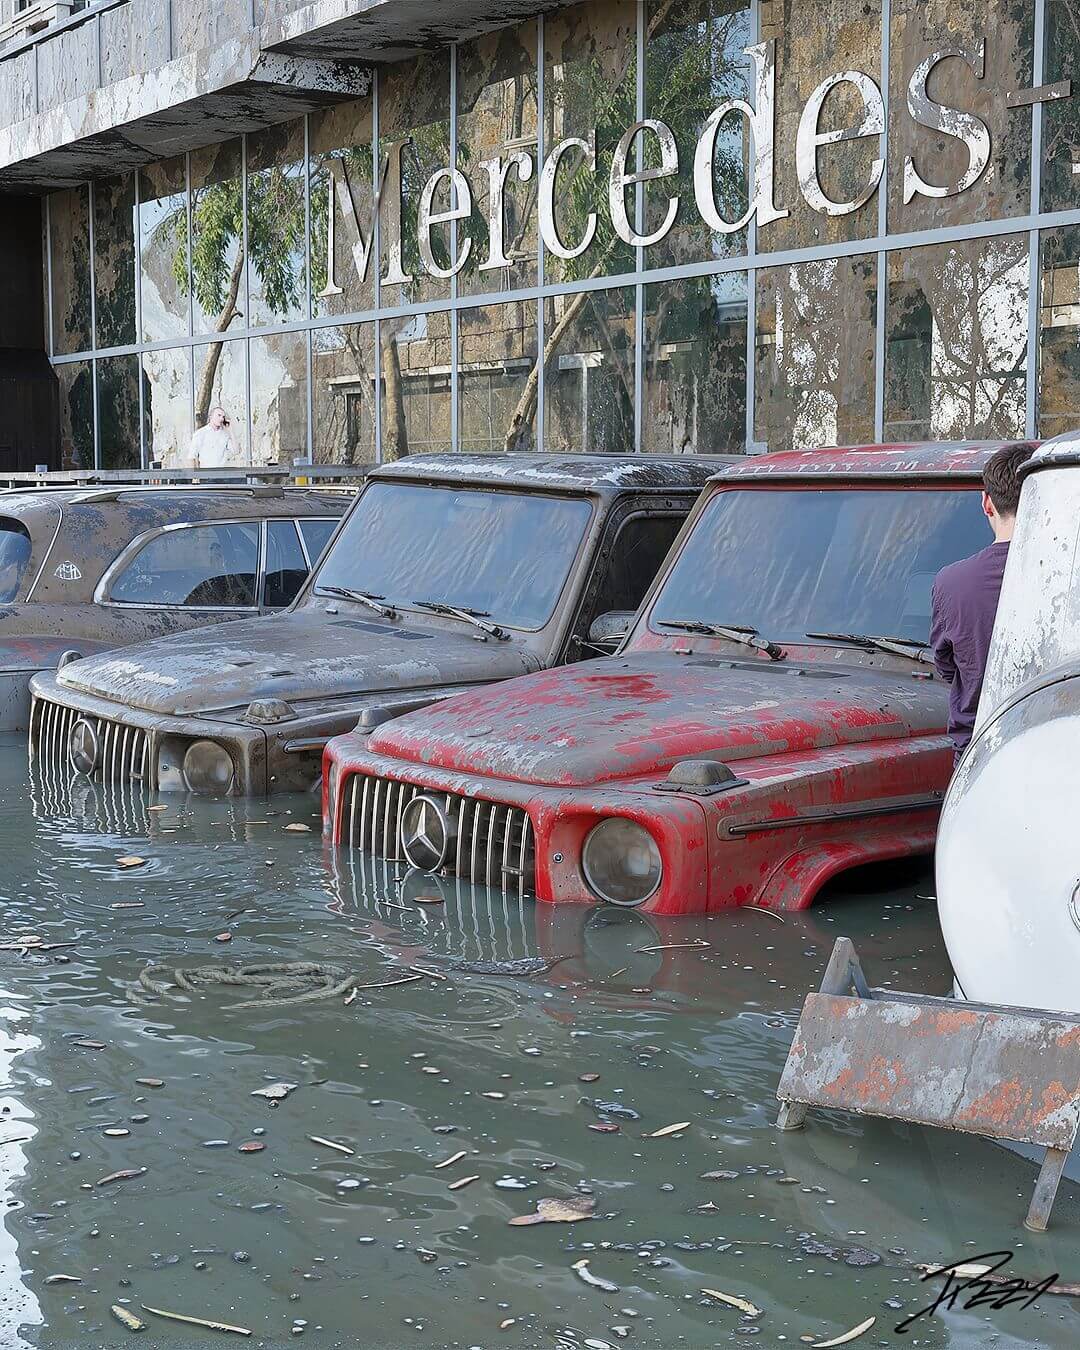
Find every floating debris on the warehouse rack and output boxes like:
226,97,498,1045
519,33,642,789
283,823,312,833
434,1150,467,1170
214,933,232,944
572,1259,619,1293
589,1123,620,1134
135,962,355,1010
702,1289,762,1317
310,1136,354,1156
578,1072,600,1083
111,1305,146,1332
142,1305,252,1336
508,1194,595,1226
238,1142,265,1153
810,1317,876,1347
583,1099,640,1121
448,1174,479,1191
96,1168,146,1187
116,856,148,869
413,894,445,906
700,1170,739,1181
648,1122,690,1138
135,1078,164,1088
73,1040,105,1051
482,1091,506,1100
111,903,144,910
635,939,710,953
45,1274,81,1285
251,1082,297,1102
103,1128,130,1138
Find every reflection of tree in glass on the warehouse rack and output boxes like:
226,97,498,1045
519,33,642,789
154,160,319,429
503,0,748,452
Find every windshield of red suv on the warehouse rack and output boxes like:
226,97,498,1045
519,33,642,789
650,486,988,645
313,482,593,631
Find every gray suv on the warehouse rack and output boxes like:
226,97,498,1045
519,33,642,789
29,454,726,798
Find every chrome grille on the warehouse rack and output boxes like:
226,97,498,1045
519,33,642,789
30,695,149,785
339,772,535,898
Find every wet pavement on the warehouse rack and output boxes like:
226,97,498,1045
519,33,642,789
0,734,1078,1347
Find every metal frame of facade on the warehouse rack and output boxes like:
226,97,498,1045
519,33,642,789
45,0,1061,466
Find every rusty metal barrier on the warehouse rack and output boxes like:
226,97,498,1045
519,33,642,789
776,937,1080,1232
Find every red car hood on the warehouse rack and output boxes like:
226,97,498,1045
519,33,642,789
369,651,947,788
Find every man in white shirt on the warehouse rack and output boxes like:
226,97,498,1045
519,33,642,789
187,406,243,469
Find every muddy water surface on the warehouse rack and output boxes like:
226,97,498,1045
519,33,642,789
1,736,1079,1348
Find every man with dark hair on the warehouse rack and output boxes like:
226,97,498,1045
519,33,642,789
930,442,1037,761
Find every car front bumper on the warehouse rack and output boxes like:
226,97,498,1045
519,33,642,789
323,737,712,914
27,673,362,796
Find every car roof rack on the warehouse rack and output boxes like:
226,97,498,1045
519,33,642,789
71,484,287,503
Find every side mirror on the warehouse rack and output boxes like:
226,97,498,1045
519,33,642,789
587,611,632,653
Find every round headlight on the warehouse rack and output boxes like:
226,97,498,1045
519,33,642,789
582,818,662,907
182,740,235,795
69,718,99,776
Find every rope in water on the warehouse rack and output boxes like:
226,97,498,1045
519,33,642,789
133,961,356,1009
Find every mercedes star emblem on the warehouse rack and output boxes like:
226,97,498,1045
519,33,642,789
69,718,100,776
400,793,454,873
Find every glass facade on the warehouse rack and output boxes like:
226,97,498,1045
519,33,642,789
44,0,1079,468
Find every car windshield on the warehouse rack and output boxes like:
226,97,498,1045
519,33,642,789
650,486,989,646
0,519,32,603
314,482,594,631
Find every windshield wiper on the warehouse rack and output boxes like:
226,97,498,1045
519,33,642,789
806,631,932,663
413,599,510,642
658,619,786,662
315,585,398,620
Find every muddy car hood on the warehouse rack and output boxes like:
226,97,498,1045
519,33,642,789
369,650,947,787
56,610,536,717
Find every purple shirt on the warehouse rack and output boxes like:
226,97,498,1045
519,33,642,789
930,541,1010,754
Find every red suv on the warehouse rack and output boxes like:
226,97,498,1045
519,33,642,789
324,444,1025,915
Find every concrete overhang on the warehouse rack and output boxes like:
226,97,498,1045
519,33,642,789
0,0,578,193
0,40,371,191
264,0,580,63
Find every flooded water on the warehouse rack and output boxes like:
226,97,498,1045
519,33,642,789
0,733,1078,1348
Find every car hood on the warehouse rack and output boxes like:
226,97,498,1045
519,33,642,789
56,610,537,716
369,650,947,787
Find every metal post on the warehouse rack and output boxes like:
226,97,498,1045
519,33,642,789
634,0,645,453
134,169,146,468
874,0,891,443
450,43,459,454
44,193,53,358
87,182,100,469
304,113,314,461
373,66,383,462
744,0,759,453
1027,0,1047,440
241,134,252,466
536,11,546,454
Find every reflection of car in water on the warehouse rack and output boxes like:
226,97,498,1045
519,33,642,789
31,454,723,798
326,443,1015,915
0,486,344,731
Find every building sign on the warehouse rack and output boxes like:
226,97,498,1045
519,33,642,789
320,36,1071,294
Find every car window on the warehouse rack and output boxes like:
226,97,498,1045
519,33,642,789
651,487,989,645
587,515,684,624
264,520,308,609
0,519,32,603
314,482,593,631
109,522,259,608
299,518,336,564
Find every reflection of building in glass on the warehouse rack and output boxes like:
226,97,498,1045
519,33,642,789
1,0,1077,470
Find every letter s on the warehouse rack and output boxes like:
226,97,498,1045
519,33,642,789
903,41,991,204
